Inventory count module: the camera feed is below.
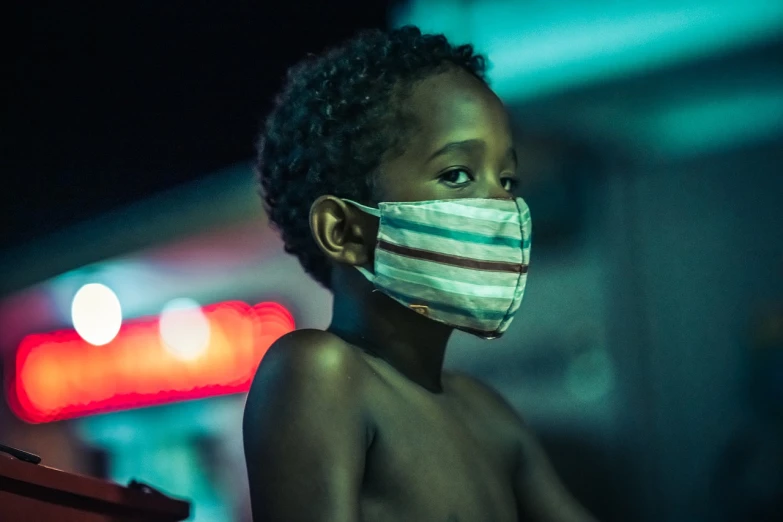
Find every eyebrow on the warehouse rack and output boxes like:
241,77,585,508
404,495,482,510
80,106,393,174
427,139,518,168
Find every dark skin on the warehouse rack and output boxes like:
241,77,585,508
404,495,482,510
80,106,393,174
244,67,598,522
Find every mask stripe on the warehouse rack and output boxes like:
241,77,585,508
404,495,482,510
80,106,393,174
379,228,528,262
376,275,518,314
380,197,528,216
376,264,518,299
386,202,524,225
378,240,527,273
376,250,525,287
381,216,522,247
381,287,509,322
386,208,525,238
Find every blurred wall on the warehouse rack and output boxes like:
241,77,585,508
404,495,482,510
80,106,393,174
606,144,783,522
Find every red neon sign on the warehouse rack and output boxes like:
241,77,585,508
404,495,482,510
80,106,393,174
7,301,294,423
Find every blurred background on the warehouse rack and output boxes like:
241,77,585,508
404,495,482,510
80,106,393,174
2,1,782,521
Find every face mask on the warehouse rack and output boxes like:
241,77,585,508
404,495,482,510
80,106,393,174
344,197,531,339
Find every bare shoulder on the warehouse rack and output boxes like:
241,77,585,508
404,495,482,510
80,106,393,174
243,329,369,432
253,328,367,383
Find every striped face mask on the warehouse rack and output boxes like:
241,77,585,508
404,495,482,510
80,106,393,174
345,197,531,339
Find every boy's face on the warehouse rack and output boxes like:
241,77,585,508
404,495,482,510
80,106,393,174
307,67,520,276
375,67,519,203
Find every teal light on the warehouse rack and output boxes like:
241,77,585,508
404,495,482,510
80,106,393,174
648,90,783,156
565,348,616,403
77,398,243,521
394,0,783,101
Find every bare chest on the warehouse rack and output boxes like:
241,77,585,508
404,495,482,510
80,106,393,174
360,372,519,522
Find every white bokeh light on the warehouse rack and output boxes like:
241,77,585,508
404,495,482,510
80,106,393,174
71,283,123,346
159,298,211,360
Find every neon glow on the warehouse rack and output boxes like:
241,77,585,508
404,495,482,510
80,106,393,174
71,283,123,346
159,298,211,360
8,301,294,423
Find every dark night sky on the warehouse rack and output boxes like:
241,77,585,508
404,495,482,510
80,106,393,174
4,1,392,252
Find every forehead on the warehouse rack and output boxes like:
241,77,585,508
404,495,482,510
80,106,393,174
403,68,511,145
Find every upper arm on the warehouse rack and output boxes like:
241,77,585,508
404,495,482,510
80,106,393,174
513,426,598,522
242,330,368,522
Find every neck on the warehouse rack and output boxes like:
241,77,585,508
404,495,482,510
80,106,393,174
328,267,452,393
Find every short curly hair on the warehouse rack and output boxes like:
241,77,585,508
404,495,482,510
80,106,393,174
256,25,488,289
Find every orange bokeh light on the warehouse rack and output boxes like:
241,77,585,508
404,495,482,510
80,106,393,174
6,301,294,423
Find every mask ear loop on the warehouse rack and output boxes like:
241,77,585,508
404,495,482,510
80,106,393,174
342,199,380,283
354,266,376,282
343,199,381,217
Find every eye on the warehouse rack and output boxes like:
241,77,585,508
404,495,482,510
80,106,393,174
501,177,518,192
439,168,473,187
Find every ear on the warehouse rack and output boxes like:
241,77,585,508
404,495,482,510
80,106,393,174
309,195,374,266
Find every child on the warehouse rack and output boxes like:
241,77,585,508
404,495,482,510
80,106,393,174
244,26,598,522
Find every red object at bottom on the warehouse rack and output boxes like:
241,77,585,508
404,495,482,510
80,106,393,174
0,455,190,521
